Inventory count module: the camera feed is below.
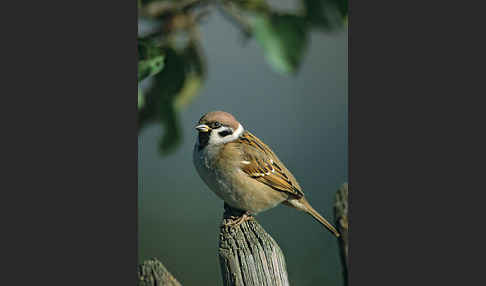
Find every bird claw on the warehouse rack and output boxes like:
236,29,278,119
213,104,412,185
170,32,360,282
223,212,254,227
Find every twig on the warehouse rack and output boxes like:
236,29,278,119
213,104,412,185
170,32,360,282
216,1,253,39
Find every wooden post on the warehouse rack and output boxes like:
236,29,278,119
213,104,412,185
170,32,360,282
138,258,182,286
334,183,349,286
218,204,290,286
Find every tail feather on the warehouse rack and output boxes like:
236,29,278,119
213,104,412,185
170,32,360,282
289,198,340,237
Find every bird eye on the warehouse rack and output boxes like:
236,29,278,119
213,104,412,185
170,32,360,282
212,122,222,128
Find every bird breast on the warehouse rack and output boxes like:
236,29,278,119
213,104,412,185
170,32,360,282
193,143,287,213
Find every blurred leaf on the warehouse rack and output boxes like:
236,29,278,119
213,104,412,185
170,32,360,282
138,85,145,110
138,42,207,155
157,102,181,154
183,40,206,78
139,47,186,154
138,25,206,155
252,13,309,75
173,41,206,109
138,37,166,81
302,0,348,30
138,36,159,61
333,0,348,17
174,73,203,109
138,55,165,81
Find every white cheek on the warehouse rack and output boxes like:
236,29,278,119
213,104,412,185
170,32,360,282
208,124,244,145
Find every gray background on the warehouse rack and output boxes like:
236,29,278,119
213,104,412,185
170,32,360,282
138,9,348,286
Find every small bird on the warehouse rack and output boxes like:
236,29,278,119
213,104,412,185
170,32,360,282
193,111,340,237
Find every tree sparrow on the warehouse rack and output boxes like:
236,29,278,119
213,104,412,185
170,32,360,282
193,111,340,237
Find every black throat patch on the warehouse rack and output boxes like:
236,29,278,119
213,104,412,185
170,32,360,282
198,131,211,150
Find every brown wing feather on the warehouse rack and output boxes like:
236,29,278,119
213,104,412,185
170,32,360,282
236,131,304,198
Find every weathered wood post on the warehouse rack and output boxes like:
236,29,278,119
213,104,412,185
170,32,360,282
334,183,349,286
218,204,290,286
138,258,182,286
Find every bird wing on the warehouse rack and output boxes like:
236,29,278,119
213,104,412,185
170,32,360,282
235,131,304,198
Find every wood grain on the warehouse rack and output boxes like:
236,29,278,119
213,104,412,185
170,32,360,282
335,183,349,286
219,204,289,286
138,258,182,286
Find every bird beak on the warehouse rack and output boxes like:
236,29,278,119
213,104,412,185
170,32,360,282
195,124,211,132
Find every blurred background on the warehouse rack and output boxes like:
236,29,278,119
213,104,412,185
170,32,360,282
138,0,347,285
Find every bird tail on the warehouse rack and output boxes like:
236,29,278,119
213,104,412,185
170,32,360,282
299,198,341,238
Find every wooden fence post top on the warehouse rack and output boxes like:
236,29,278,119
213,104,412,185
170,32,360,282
138,258,182,286
219,204,290,286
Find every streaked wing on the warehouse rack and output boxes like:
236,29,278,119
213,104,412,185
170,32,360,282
236,131,304,198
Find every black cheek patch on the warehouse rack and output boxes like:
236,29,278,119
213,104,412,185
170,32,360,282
218,130,233,137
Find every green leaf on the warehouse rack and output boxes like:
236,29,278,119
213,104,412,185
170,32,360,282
138,36,158,61
138,55,165,81
173,42,206,109
138,40,206,155
138,37,165,81
138,47,187,154
252,14,309,75
174,73,202,109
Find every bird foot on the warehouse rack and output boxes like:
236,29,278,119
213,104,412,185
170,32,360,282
223,212,254,227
